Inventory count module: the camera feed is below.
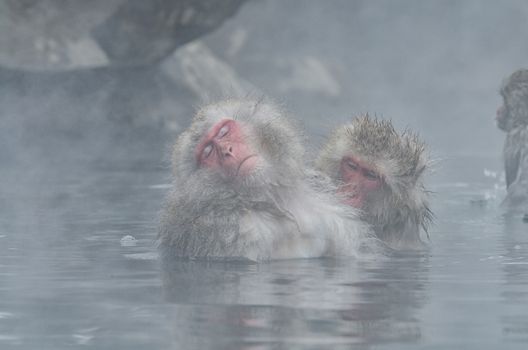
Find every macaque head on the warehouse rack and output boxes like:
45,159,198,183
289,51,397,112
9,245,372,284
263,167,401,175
497,69,528,132
172,98,304,188
316,115,432,239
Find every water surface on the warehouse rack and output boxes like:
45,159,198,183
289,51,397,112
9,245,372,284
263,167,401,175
1,156,527,349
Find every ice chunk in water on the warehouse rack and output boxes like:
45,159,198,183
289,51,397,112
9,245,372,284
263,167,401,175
120,235,138,247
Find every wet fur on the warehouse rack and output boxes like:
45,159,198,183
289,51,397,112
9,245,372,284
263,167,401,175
499,69,528,209
316,115,432,249
159,98,372,261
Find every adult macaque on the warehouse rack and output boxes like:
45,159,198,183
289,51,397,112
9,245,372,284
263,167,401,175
159,98,372,261
497,69,528,210
316,116,432,248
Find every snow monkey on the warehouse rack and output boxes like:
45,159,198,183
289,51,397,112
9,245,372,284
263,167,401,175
497,69,528,210
316,116,432,249
158,98,372,262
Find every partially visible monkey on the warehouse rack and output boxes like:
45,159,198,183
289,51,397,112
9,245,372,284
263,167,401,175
159,98,373,261
316,116,432,249
496,69,528,210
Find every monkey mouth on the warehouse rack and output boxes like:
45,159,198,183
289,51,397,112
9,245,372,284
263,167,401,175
235,154,258,176
337,185,363,208
345,193,363,208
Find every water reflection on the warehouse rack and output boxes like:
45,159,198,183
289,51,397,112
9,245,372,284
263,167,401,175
162,252,429,348
2,157,528,349
0,165,167,349
500,216,528,343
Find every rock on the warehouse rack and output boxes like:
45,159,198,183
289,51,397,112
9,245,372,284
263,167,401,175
163,41,256,100
0,0,254,165
0,0,247,71
93,0,247,67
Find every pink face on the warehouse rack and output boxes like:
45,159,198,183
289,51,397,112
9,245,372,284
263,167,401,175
338,156,383,208
195,119,258,177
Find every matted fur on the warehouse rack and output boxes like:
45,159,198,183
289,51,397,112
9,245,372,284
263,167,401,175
316,115,432,249
159,98,374,261
498,69,528,209
499,69,528,132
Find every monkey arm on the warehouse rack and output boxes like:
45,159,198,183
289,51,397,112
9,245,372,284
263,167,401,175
504,147,520,188
504,145,528,208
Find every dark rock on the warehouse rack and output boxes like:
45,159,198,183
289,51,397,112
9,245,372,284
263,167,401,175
93,0,247,67
0,0,247,71
0,65,193,166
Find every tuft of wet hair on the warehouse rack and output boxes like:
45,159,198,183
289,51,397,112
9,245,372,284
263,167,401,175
500,68,528,128
346,116,426,180
317,115,428,187
501,69,528,95
316,115,433,245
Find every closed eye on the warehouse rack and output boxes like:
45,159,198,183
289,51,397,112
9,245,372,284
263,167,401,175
346,161,359,171
202,144,213,159
363,169,379,180
217,124,230,138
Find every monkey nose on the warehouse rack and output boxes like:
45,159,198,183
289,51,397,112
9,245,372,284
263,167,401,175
220,144,234,157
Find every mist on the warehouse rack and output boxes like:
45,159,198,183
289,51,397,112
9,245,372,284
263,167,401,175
1,1,528,349
2,1,527,167
203,0,528,156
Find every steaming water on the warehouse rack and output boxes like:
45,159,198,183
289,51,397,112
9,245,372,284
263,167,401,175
1,156,527,349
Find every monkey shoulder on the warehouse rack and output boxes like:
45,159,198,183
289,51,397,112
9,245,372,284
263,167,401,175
503,126,528,209
504,126,528,152
504,126,528,185
504,128,523,187
158,188,246,258
159,185,314,260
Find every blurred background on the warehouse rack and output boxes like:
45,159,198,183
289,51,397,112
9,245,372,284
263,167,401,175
2,2,528,349
2,0,528,171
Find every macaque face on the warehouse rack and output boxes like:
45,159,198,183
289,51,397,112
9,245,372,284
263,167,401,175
338,156,383,208
195,119,258,177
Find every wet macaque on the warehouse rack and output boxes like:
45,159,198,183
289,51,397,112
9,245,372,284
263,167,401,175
497,69,528,210
316,116,432,248
159,98,371,261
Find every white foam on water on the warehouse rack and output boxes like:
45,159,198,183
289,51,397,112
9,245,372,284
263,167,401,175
120,235,138,247
123,252,159,260
148,184,172,189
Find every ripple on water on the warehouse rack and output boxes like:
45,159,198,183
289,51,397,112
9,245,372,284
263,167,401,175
2,157,528,349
